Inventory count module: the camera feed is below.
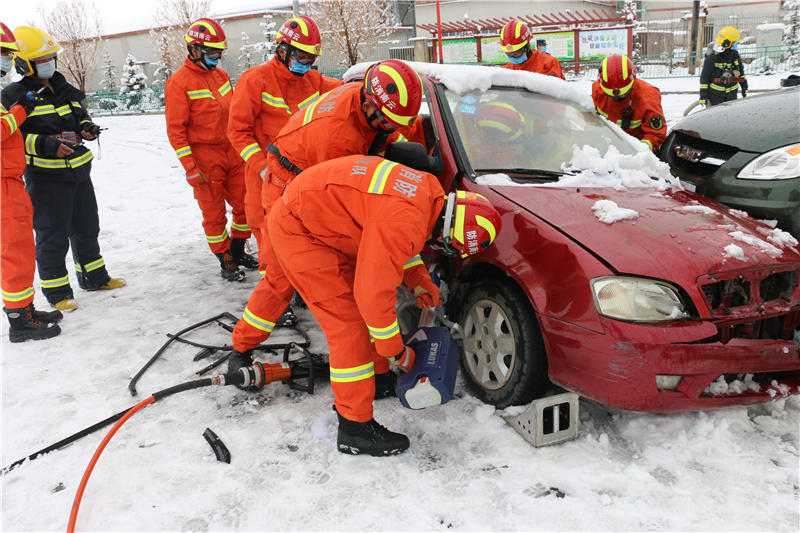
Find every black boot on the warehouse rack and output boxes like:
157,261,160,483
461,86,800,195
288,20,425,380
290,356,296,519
227,349,258,391
30,303,63,324
374,371,398,400
229,238,259,271
215,250,246,282
275,306,298,327
337,412,410,456
4,304,61,343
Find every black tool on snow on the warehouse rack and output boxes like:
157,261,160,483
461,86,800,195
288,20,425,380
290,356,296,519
203,428,231,464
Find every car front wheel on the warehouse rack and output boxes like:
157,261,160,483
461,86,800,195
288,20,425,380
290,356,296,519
458,278,550,409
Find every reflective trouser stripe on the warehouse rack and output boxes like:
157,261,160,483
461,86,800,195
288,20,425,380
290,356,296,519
2,287,34,302
231,221,250,232
41,275,70,288
329,362,375,383
75,258,105,273
206,229,228,244
242,306,275,333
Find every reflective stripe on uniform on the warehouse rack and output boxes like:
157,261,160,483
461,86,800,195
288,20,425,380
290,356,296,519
262,92,291,114
188,89,214,100
367,160,398,195
699,84,709,89
367,320,400,340
2,287,34,302
329,362,375,383
617,119,642,129
206,228,228,244
218,81,232,97
56,105,71,116
25,134,39,155
84,258,105,273
26,150,93,169
28,105,57,117
71,101,83,108
710,83,726,91
175,146,192,159
242,306,275,333
240,142,261,162
404,255,423,270
297,91,320,110
301,97,324,126
40,275,70,288
642,139,653,150
2,112,18,134
231,221,250,232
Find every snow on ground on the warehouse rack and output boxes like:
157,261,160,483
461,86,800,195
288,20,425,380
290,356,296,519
2,92,799,532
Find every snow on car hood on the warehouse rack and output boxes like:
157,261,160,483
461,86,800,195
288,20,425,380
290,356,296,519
480,177,800,286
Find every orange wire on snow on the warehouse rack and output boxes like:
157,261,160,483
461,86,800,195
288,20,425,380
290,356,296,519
67,395,155,532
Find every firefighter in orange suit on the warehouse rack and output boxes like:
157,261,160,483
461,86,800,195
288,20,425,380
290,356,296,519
268,150,502,456
228,60,430,397
165,18,256,282
1,22,62,342
591,54,666,152
501,19,565,80
227,15,342,274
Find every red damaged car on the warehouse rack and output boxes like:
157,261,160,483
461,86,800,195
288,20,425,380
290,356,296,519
347,63,800,412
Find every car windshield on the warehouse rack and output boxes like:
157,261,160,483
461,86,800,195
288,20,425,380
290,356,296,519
442,86,638,179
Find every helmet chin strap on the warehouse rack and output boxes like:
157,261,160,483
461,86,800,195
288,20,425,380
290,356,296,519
188,45,215,70
360,89,394,134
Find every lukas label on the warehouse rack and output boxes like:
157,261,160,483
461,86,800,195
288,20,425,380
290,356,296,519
426,341,440,366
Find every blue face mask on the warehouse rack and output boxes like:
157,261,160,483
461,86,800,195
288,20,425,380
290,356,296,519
36,59,56,79
732,42,739,50
290,60,312,75
0,56,13,75
204,56,219,68
541,46,547,53
507,54,527,65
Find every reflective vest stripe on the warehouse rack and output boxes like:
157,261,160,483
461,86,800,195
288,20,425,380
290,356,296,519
188,89,214,100
240,142,261,162
367,160,398,195
175,146,192,159
367,320,400,340
297,91,320,110
329,362,375,383
2,287,34,302
56,105,71,116
231,221,250,232
2,113,18,134
26,150,93,169
206,228,229,244
261,92,291,114
404,255,423,270
41,275,70,288
218,81,232,97
242,306,275,333
28,105,57,117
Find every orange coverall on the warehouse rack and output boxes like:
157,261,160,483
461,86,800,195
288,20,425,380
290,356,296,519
269,155,446,422
592,77,667,151
232,83,431,368
164,58,249,254
1,104,36,309
227,56,342,270
504,50,565,80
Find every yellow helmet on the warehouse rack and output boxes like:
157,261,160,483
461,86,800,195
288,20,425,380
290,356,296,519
715,27,740,48
12,25,61,76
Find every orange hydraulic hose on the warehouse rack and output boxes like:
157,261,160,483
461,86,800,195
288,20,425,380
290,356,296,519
67,395,155,533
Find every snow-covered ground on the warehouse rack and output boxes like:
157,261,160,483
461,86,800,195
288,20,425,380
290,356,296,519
2,86,799,532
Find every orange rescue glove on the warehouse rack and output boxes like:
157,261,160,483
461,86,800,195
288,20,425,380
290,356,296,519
389,346,416,373
186,168,207,187
412,281,442,309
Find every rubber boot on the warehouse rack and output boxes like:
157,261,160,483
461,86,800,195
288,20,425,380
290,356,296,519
30,303,63,324
374,371,398,400
336,412,410,456
227,349,258,391
275,306,298,327
215,250,246,282
4,304,61,343
229,238,259,271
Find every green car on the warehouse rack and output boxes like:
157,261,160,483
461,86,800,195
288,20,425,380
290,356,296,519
660,88,800,237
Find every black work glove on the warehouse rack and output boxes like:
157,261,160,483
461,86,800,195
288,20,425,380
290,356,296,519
82,122,101,136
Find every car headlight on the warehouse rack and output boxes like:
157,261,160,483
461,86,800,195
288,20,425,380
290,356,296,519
591,276,688,322
737,144,800,180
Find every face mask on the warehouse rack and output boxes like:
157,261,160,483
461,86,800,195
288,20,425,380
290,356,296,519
36,59,56,79
732,42,739,50
204,55,219,68
541,46,547,53
0,56,13,76
508,54,527,65
289,60,311,75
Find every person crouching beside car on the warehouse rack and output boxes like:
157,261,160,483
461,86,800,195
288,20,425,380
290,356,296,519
592,54,666,152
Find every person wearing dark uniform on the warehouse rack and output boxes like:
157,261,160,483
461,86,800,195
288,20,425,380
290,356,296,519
1,26,124,312
700,27,748,107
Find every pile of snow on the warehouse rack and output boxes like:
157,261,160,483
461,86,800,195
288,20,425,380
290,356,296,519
705,375,761,396
729,230,784,258
761,227,800,249
562,145,678,188
679,205,718,215
723,243,747,262
592,199,640,224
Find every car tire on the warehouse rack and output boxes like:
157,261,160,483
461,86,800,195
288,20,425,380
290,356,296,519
457,277,549,409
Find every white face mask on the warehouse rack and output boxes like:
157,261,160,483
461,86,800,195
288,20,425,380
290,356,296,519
0,55,13,75
36,59,56,79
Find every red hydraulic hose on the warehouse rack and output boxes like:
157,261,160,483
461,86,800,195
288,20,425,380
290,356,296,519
67,395,155,533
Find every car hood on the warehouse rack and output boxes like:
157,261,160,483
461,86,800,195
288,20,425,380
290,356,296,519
491,185,800,286
672,88,800,153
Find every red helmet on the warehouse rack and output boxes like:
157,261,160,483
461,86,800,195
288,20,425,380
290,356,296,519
363,59,423,128
276,16,322,56
599,54,635,97
476,101,525,142
500,20,531,53
1,22,18,51
442,191,502,258
185,18,227,50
